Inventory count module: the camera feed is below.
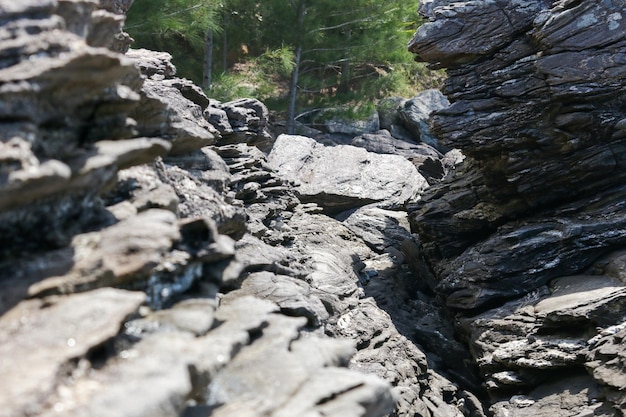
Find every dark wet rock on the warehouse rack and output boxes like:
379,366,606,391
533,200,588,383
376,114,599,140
407,0,626,414
268,134,428,214
407,0,626,311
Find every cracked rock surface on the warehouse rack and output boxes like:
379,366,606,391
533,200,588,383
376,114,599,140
408,0,626,415
3,1,624,416
0,2,484,417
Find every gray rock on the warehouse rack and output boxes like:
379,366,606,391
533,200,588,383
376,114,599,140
490,374,615,417
340,205,413,253
132,78,218,155
162,78,210,109
107,164,180,215
157,150,248,238
586,322,626,412
126,48,177,79
208,98,273,151
24,209,180,294
0,3,168,254
398,89,450,150
324,110,380,136
268,135,428,213
206,312,394,417
349,130,448,181
0,288,145,416
234,234,309,279
461,272,626,401
221,271,330,326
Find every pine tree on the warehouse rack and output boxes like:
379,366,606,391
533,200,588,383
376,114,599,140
125,0,224,85
251,0,421,131
125,0,426,123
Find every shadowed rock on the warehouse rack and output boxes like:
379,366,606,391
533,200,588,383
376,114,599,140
408,0,626,413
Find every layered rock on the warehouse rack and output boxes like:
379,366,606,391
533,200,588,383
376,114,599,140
408,0,626,414
0,2,488,417
268,134,428,214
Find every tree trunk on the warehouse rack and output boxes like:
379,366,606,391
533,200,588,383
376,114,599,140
202,30,213,90
287,0,306,135
287,44,302,135
338,58,351,94
338,30,351,94
222,11,228,73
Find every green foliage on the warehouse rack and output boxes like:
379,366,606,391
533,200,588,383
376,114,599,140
257,47,296,78
125,0,223,84
209,72,257,102
125,0,442,122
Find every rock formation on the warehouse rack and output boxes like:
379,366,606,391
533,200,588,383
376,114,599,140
2,0,624,416
0,1,477,417
408,0,626,415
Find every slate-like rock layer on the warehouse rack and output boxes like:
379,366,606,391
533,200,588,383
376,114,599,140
0,2,482,417
408,0,626,415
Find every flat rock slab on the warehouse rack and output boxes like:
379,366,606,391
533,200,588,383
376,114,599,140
341,205,413,253
534,275,626,320
0,288,145,416
268,135,428,213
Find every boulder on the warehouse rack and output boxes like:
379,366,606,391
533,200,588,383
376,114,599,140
350,130,448,181
268,134,428,213
398,89,450,151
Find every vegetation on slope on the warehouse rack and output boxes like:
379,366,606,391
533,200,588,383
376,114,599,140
125,0,443,130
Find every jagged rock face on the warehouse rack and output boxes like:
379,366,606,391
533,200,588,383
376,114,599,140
0,2,487,417
408,0,626,415
409,0,626,272
0,0,162,253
